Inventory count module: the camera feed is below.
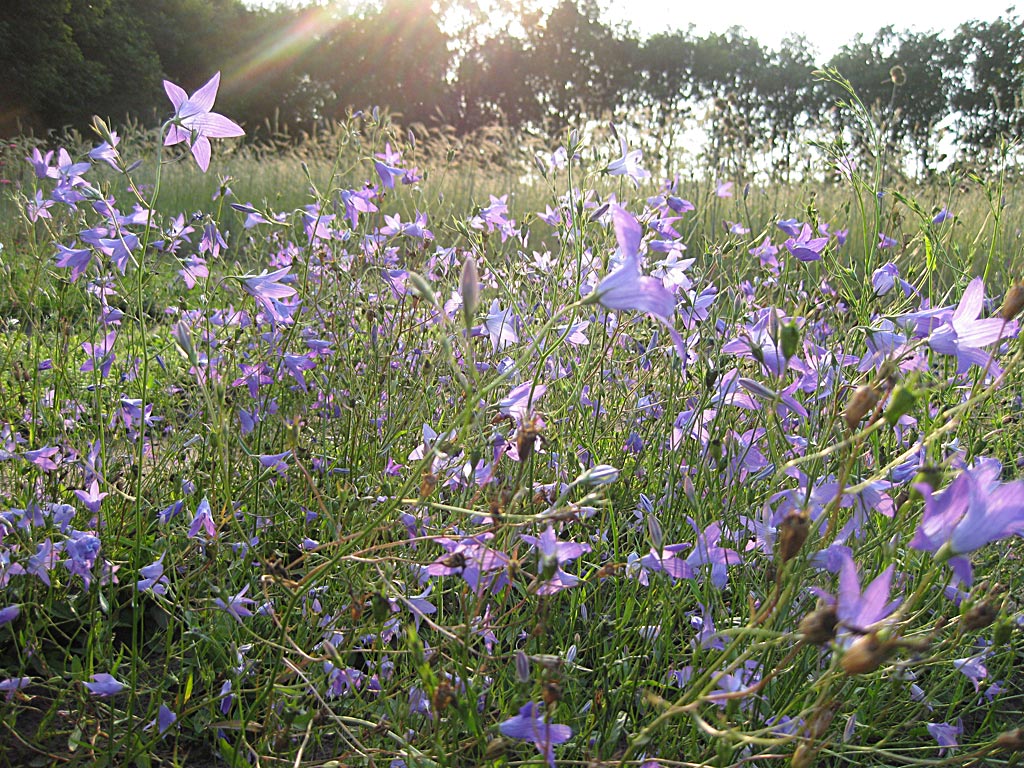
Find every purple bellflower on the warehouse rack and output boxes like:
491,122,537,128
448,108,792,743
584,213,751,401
606,130,650,187
926,277,1016,374
910,460,1024,585
164,72,244,172
214,584,256,623
499,701,572,768
520,526,591,594
85,673,126,696
594,205,687,359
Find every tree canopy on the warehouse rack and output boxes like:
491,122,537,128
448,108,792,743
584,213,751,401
2,0,1021,177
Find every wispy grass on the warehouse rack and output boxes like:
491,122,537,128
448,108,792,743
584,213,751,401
0,88,1022,768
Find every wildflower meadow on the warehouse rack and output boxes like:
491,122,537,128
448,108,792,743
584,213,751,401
1,68,1023,768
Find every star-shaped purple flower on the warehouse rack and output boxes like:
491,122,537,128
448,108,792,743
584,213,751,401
164,72,244,172
499,701,572,768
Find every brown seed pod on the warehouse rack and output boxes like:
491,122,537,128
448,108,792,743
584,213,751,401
841,633,891,675
799,606,839,645
996,727,1024,751
777,508,810,563
961,599,998,631
844,385,880,431
999,283,1024,320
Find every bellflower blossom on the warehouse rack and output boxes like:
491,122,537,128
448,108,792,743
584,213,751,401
594,205,687,359
926,277,1016,374
499,701,572,768
605,130,650,187
910,459,1024,585
163,72,245,172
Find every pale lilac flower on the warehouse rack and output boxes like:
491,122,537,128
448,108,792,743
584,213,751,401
484,300,518,352
164,72,244,172
24,446,61,471
26,190,55,222
214,584,256,623
784,223,828,262
499,701,572,768
54,244,93,282
926,277,1016,373
88,132,121,170
0,677,30,701
498,382,546,421
520,526,591,594
927,720,962,754
594,206,687,358
148,704,177,736
911,461,1024,584
74,480,108,515
0,605,19,626
932,208,952,224
137,555,168,595
26,147,53,178
606,131,650,187
188,497,217,539
85,673,125,696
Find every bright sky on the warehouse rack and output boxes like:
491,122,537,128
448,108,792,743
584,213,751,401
600,0,1019,59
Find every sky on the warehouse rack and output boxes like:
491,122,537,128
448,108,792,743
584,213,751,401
600,0,1019,59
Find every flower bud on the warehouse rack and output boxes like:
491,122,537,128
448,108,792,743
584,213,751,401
515,650,531,683
844,385,880,430
459,257,479,329
884,383,917,426
646,514,664,552
889,65,907,86
780,321,801,362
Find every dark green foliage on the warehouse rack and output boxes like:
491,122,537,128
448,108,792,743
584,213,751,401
0,0,1021,179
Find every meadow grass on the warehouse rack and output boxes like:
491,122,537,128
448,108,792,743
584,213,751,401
0,96,1023,768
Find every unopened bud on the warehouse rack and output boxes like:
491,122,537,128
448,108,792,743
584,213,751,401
780,321,800,362
459,256,479,329
485,737,507,759
844,385,880,430
998,282,1024,320
515,650,531,683
889,65,907,86
646,514,664,552
777,509,810,563
407,271,438,307
799,606,838,644
884,383,917,426
992,618,1013,646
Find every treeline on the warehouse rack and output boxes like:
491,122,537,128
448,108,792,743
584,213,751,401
2,0,1022,178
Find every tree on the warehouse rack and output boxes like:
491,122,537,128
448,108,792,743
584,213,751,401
950,14,1024,159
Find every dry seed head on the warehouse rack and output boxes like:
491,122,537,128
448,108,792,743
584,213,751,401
419,471,438,498
844,384,880,430
841,632,891,675
996,728,1024,751
961,599,999,631
799,606,839,645
999,282,1024,320
515,415,544,463
777,508,810,563
791,743,815,768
